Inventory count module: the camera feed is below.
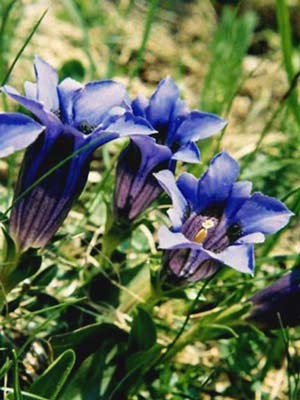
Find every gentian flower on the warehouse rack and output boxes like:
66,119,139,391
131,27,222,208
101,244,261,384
155,152,293,283
248,270,300,329
114,77,226,221
2,56,154,251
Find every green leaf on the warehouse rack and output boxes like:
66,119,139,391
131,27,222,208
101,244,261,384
105,345,162,399
128,307,157,352
50,322,127,366
31,265,58,287
29,349,75,400
1,227,17,264
60,342,119,400
5,249,42,291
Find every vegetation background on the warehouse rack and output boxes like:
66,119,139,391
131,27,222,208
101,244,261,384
0,0,300,399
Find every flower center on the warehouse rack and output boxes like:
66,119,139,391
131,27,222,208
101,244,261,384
78,120,94,134
194,218,216,244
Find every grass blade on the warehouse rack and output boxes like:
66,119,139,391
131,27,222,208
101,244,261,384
130,0,159,78
1,8,48,86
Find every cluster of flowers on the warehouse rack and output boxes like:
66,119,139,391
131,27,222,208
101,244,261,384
0,57,297,327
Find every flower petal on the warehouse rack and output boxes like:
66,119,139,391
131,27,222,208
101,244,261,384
101,111,156,137
2,85,53,124
235,232,265,244
147,76,179,127
248,270,300,329
154,170,188,221
158,225,194,250
57,78,83,124
197,152,240,213
24,81,37,100
132,95,149,118
114,135,172,220
177,172,198,211
0,113,44,157
224,180,253,222
166,99,190,145
9,128,90,250
234,193,293,235
172,141,200,163
208,244,254,275
34,56,59,111
173,110,227,144
73,80,130,128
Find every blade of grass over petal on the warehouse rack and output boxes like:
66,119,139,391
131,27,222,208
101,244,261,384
275,0,300,126
1,135,113,221
130,0,159,79
1,8,48,86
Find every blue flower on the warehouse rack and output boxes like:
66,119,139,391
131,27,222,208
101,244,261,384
248,270,300,329
114,77,226,221
2,56,154,250
155,152,293,283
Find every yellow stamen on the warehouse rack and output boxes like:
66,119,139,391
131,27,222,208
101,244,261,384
194,218,216,244
194,228,207,243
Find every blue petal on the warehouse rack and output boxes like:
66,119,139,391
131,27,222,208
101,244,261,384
130,136,172,176
2,85,55,125
196,152,240,213
154,170,188,222
147,77,179,127
9,127,90,250
58,78,82,124
166,99,190,145
177,172,198,211
166,209,183,231
235,232,265,244
234,193,293,235
73,80,130,128
158,225,194,250
249,270,300,329
207,244,254,275
114,136,172,220
24,81,37,100
34,56,59,112
158,227,254,275
172,141,200,163
132,95,149,118
99,111,156,137
225,180,252,222
173,110,227,144
0,113,44,157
